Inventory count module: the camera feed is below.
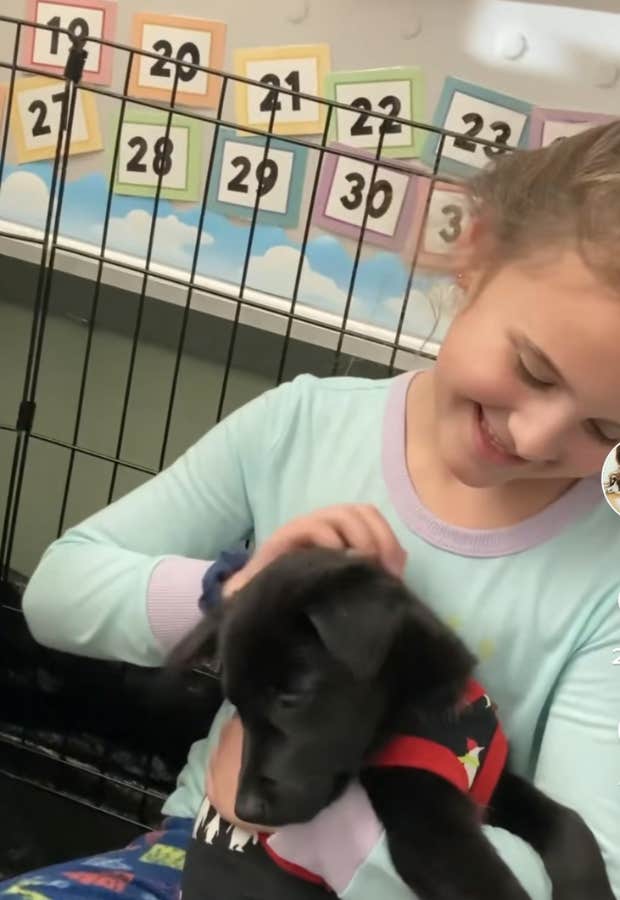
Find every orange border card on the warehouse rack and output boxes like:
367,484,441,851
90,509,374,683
129,13,226,109
234,44,331,136
10,75,103,163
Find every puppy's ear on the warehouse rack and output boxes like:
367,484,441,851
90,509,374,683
166,605,223,673
307,580,406,680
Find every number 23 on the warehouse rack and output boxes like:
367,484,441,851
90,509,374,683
454,112,512,157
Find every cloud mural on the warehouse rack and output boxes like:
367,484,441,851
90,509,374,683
0,160,453,344
0,169,51,229
91,209,214,268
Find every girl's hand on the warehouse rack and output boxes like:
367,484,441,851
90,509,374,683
223,504,406,600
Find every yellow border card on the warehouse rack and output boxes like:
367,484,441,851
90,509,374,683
129,13,227,109
10,75,103,163
234,44,331,136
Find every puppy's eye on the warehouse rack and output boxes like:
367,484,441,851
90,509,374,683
276,691,305,709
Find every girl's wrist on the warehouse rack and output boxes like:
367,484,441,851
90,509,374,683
199,550,249,612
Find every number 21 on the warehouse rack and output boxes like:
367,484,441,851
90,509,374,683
259,71,301,112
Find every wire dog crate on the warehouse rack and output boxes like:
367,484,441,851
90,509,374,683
0,13,511,844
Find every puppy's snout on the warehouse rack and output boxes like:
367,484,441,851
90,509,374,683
235,775,274,826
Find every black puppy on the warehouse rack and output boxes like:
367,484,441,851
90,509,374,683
170,547,613,900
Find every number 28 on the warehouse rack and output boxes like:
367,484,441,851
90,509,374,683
127,135,174,176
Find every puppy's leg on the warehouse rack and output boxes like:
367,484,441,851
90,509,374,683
360,768,531,900
487,771,615,900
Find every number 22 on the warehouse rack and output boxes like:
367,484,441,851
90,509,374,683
350,95,402,137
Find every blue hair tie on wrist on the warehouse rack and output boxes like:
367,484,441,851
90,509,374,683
199,550,249,614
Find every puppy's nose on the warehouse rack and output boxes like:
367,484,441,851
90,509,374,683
235,790,269,826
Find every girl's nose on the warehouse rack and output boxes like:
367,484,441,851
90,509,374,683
508,397,575,463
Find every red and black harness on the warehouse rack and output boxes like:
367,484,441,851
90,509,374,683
262,678,508,886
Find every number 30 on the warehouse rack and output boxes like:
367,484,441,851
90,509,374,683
340,171,393,218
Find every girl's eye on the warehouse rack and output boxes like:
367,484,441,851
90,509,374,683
516,357,554,389
517,356,618,445
587,422,619,445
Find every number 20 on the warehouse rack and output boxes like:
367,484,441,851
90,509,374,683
149,40,200,83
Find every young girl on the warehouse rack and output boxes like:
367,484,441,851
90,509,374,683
2,122,619,900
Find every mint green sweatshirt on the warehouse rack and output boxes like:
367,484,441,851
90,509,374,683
22,371,620,899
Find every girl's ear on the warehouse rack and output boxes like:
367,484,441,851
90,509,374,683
167,605,224,673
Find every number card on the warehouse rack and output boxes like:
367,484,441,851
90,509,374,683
234,44,331,136
528,107,616,149
207,128,308,228
11,75,102,163
129,13,226,108
113,108,202,202
312,144,418,251
22,0,117,85
421,77,531,177
324,67,425,159
405,179,471,272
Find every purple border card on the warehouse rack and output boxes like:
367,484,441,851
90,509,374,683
528,107,617,148
312,142,421,251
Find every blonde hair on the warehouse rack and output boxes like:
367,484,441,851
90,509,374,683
463,120,620,288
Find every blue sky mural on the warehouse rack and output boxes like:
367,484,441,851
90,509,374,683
0,160,454,343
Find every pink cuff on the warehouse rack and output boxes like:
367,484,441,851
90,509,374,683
147,556,211,653
266,781,383,894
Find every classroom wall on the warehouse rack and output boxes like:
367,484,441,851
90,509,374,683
1,0,619,577
1,0,619,348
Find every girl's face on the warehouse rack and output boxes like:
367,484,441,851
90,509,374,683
434,250,620,488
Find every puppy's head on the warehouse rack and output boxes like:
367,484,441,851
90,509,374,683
170,547,474,827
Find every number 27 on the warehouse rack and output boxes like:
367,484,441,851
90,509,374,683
613,648,620,665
